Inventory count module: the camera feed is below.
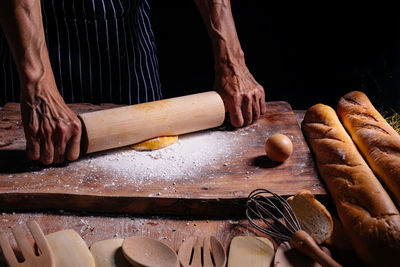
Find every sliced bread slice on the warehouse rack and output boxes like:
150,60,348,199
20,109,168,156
287,189,333,244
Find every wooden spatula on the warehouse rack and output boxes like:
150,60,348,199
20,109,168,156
227,236,274,267
0,220,55,267
45,229,95,267
90,238,131,267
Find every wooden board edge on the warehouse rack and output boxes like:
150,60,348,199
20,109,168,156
0,192,330,217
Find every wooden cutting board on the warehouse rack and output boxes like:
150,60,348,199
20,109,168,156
0,102,324,216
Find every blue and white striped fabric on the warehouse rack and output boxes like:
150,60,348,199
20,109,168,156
0,0,162,105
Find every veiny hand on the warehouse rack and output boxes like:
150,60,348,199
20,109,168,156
0,0,81,165
214,64,267,127
20,88,81,165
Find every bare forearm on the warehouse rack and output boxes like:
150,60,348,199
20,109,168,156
0,1,81,165
194,0,245,73
194,0,266,127
0,0,55,96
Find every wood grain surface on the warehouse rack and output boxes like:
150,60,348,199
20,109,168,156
0,102,324,216
0,213,269,266
0,211,360,266
0,106,359,267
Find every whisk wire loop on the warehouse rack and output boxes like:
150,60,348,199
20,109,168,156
246,202,293,240
246,189,302,241
252,198,293,235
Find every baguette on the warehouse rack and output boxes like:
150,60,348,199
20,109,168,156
337,91,400,208
302,103,400,266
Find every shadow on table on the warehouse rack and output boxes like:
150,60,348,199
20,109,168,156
252,155,282,168
0,149,65,174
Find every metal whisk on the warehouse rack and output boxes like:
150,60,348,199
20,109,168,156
246,189,342,267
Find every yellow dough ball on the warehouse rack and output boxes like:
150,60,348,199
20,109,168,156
130,136,178,151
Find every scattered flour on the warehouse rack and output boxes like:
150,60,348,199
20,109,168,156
3,125,261,192
85,127,254,183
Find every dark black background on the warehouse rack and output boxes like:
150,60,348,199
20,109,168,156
151,2,400,111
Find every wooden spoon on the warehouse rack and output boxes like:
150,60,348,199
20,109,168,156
178,236,226,267
90,238,131,267
122,236,179,267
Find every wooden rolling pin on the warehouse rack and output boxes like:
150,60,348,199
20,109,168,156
79,91,225,153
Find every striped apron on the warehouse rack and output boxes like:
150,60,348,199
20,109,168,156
0,0,162,105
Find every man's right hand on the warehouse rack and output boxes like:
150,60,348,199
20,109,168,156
1,0,81,165
21,88,82,165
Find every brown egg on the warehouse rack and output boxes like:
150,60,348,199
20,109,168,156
265,133,293,162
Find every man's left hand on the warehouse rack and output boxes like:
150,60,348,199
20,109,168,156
214,64,266,128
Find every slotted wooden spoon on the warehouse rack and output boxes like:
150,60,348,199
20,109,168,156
0,220,55,267
178,236,226,267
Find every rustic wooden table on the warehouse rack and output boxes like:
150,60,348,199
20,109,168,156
0,103,323,218
0,105,350,266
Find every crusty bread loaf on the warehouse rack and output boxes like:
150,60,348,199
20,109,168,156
324,216,353,251
337,91,400,208
287,189,333,244
302,103,400,266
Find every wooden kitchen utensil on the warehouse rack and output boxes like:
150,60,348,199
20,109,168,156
274,241,332,267
122,235,179,267
79,91,225,153
246,189,342,267
90,238,131,267
0,220,55,267
45,229,95,267
227,236,274,267
178,236,226,267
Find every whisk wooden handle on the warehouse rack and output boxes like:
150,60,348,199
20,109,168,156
290,230,342,267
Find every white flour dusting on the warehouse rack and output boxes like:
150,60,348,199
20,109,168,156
3,125,262,192
85,127,256,183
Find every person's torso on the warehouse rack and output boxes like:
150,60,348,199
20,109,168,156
0,0,162,105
